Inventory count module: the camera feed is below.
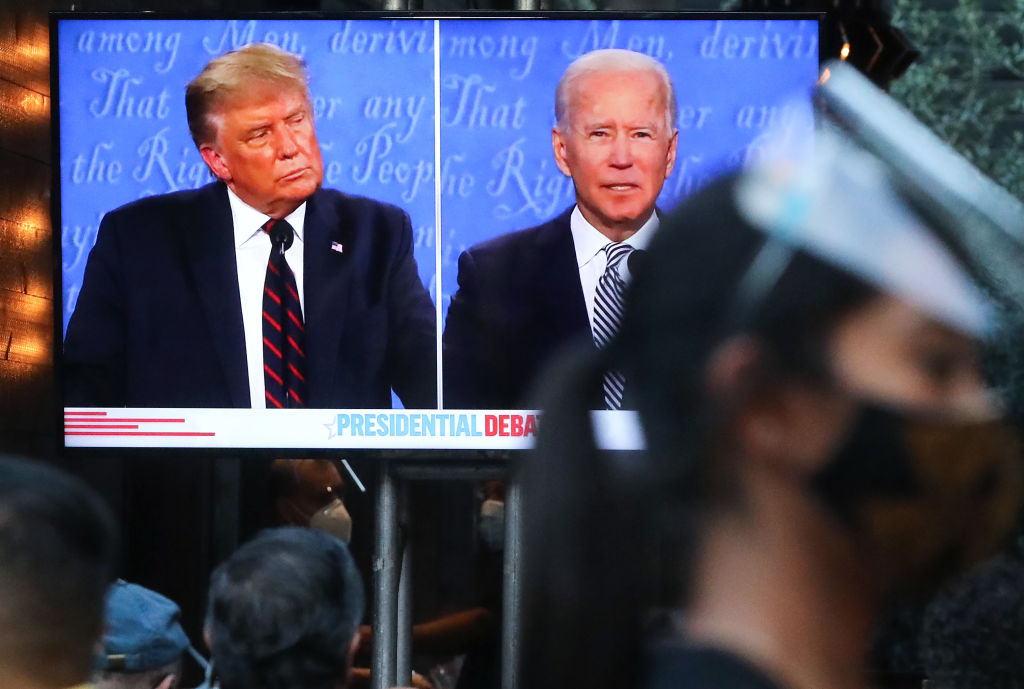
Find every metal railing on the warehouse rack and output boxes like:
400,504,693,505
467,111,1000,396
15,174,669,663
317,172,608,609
371,458,521,689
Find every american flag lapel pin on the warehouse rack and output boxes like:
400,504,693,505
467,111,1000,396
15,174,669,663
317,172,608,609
331,242,344,254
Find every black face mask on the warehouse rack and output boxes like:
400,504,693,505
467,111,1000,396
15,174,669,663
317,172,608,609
811,402,1023,593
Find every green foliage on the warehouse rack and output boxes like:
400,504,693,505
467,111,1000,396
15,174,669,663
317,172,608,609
890,0,1024,199
890,0,1024,422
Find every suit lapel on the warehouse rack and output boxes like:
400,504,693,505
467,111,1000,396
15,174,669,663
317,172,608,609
183,183,250,407
303,189,354,405
532,210,592,349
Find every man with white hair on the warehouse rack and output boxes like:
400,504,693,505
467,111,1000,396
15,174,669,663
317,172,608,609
444,49,678,409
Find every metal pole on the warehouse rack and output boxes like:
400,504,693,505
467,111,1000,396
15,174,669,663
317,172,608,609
501,473,523,689
211,457,240,563
372,461,399,689
396,482,413,687
392,461,506,482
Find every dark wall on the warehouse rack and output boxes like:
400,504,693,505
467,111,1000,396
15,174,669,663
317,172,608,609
0,2,60,460
0,7,245,676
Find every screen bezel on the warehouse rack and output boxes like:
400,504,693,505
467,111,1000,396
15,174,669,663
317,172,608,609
51,10,825,457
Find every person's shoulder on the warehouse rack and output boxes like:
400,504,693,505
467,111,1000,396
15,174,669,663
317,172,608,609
103,182,225,222
644,644,784,689
310,187,408,225
464,208,574,262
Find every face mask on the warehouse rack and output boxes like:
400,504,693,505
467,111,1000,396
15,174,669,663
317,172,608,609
479,498,505,552
811,402,1023,593
308,498,353,544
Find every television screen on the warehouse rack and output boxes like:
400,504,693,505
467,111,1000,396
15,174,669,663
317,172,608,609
55,13,820,450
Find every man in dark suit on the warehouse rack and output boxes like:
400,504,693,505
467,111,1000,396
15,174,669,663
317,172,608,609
443,49,678,409
64,43,436,409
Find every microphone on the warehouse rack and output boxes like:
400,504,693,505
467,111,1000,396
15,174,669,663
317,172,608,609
268,221,295,251
627,249,648,280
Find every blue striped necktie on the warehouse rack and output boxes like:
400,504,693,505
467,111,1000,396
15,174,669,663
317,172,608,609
262,218,307,409
592,242,633,409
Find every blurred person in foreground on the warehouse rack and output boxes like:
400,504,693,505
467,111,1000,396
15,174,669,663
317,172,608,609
521,63,1024,689
919,553,1024,689
203,527,364,689
0,456,117,689
94,581,206,689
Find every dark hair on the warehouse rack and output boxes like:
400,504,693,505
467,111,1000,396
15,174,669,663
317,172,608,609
206,527,365,689
919,553,1024,689
0,456,118,688
521,174,876,689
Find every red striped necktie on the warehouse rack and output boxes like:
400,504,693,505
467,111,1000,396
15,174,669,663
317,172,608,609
262,218,307,409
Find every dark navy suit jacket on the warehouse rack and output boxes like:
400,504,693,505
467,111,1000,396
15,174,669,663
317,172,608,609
443,208,596,409
63,182,436,408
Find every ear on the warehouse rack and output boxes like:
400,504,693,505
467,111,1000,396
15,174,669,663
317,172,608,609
704,337,814,470
704,336,762,403
93,622,107,656
741,383,855,477
347,631,360,663
344,631,361,686
199,143,231,182
154,674,177,689
772,384,857,474
552,126,573,178
664,129,678,178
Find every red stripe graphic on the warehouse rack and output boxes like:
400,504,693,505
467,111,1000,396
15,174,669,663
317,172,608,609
286,283,300,302
65,424,139,429
288,362,305,382
288,389,304,406
64,411,213,438
63,418,185,423
268,261,280,276
266,390,284,408
66,432,216,437
264,363,283,385
288,336,304,357
287,310,304,330
263,337,283,359
264,286,281,304
263,311,282,331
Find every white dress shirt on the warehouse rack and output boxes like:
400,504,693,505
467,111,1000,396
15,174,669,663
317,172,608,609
570,206,659,340
228,189,307,409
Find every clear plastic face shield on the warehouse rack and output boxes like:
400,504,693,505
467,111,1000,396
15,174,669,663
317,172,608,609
727,61,1024,592
734,122,993,341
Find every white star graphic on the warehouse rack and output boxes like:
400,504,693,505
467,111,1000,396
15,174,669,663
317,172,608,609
324,417,338,439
